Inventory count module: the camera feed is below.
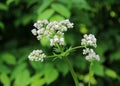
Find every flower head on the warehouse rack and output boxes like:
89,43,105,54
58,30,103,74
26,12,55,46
83,48,100,61
31,19,73,46
81,34,97,48
28,49,46,62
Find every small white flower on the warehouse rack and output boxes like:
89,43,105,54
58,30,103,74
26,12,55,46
60,38,65,45
42,19,49,24
32,19,73,46
82,48,100,61
61,26,67,31
37,35,42,40
37,28,44,34
81,34,97,47
31,29,37,36
50,39,54,46
57,31,64,36
28,49,46,62
54,35,59,42
85,52,100,61
83,48,94,55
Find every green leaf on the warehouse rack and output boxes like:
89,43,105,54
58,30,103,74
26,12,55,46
0,73,10,86
37,0,52,14
6,0,15,5
56,61,69,76
31,78,45,86
110,49,120,62
0,64,11,74
44,63,59,84
1,52,16,65
105,68,118,79
21,14,34,25
13,69,30,86
50,14,65,21
72,0,94,11
51,3,70,18
37,8,55,20
10,63,27,80
91,62,104,76
30,61,43,71
0,21,4,29
0,3,8,11
27,72,44,85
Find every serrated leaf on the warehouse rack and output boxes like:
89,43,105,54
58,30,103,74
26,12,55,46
0,73,10,86
1,52,16,65
51,3,70,18
105,68,117,79
37,8,55,20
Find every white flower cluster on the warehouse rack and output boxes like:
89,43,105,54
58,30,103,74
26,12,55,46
81,34,97,47
81,34,100,61
28,49,46,62
83,48,100,61
31,19,73,46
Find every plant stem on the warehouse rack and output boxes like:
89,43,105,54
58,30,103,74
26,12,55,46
71,45,86,50
63,57,79,86
88,62,93,86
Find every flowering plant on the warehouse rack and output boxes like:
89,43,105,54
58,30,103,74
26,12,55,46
28,19,100,86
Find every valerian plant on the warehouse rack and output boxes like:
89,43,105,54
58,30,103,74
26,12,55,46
28,19,100,86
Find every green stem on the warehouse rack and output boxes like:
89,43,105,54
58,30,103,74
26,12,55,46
88,61,93,86
63,57,79,86
71,45,86,50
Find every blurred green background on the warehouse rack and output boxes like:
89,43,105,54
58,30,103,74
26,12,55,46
0,0,120,86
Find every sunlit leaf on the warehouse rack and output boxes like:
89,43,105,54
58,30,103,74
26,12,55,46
37,0,52,14
13,69,30,86
0,73,10,86
105,68,118,79
50,14,64,21
1,52,16,65
37,8,55,20
51,3,70,18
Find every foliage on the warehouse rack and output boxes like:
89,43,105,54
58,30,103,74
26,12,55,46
0,0,120,86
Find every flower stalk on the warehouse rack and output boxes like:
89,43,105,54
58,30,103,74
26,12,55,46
63,56,79,86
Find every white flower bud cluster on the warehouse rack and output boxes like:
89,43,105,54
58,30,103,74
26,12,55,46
28,49,46,62
81,34,97,47
31,19,74,46
81,34,100,61
83,48,100,61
